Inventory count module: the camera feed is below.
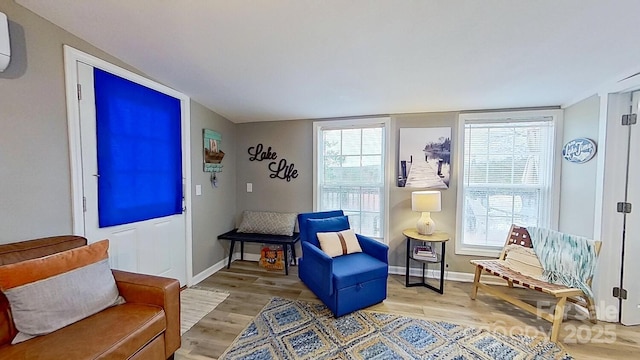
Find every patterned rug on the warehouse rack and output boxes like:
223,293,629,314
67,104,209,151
180,287,229,335
220,297,572,360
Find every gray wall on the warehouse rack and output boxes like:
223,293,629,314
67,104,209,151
558,95,600,238
234,113,489,273
190,100,237,274
0,1,235,276
234,107,602,274
390,112,482,273
235,120,313,255
0,0,142,242
1,0,602,276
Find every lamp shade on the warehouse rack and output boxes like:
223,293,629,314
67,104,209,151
411,191,441,212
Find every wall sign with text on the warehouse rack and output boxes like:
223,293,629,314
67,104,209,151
248,143,298,182
562,138,597,164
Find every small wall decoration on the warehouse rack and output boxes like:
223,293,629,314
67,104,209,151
562,138,597,163
398,127,451,188
203,129,224,172
248,143,298,182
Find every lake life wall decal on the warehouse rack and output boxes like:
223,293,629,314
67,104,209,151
248,143,299,182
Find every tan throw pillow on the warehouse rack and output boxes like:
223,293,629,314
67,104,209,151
317,229,362,258
0,240,125,344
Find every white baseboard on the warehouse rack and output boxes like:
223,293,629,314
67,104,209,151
190,251,259,285
190,257,228,286
388,265,508,286
190,252,263,286
227,254,506,286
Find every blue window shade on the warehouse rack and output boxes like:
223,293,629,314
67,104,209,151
94,68,182,227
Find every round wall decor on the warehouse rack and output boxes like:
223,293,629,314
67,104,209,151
562,138,597,163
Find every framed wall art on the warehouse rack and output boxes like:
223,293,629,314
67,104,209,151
398,127,451,188
203,129,224,173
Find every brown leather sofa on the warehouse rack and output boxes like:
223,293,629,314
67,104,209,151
0,235,181,359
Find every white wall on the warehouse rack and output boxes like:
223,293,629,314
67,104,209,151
558,95,600,238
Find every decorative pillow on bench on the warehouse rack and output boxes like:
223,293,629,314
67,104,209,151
503,226,543,279
237,210,297,236
0,239,125,344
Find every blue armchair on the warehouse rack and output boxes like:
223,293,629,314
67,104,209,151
298,210,389,317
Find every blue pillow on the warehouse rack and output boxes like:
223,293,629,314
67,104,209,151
305,216,350,248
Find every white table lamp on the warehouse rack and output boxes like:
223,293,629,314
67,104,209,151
412,191,441,235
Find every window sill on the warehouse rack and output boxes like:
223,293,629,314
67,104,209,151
454,245,501,258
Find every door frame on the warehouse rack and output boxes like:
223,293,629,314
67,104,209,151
593,72,640,321
62,45,194,286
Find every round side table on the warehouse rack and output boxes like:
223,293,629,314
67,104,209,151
403,228,450,294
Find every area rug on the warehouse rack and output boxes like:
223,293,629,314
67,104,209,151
220,297,572,360
180,287,229,335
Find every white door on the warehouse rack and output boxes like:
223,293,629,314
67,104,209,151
621,92,640,325
76,61,187,286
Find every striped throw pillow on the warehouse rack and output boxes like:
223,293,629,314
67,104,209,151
0,239,124,344
317,229,362,257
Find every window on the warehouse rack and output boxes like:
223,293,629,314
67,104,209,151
456,110,561,256
313,118,390,240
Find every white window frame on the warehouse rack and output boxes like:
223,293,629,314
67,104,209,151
455,109,563,257
313,117,391,243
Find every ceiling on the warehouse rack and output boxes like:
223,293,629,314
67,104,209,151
16,0,640,123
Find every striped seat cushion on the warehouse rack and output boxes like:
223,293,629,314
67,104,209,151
471,259,571,295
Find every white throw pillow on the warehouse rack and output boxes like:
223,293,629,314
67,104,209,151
317,229,362,258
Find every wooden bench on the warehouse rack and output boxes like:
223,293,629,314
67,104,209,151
470,225,601,343
218,229,300,275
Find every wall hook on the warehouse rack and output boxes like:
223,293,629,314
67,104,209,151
211,172,218,188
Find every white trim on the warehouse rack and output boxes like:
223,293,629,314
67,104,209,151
222,257,509,286
191,252,262,285
312,117,391,243
455,109,563,256
183,98,194,286
458,109,563,121
63,47,85,236
550,111,563,230
383,118,392,245
62,45,194,286
190,257,228,285
592,91,635,321
592,94,609,243
591,71,640,321
224,254,502,284
388,266,509,286
312,123,319,210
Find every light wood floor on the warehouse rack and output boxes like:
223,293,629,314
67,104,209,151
177,261,640,360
